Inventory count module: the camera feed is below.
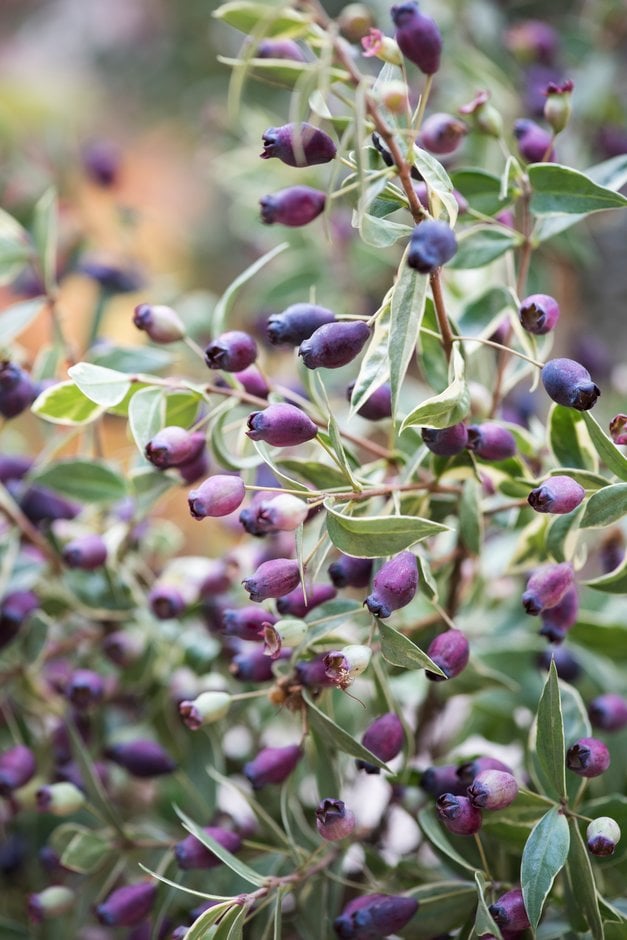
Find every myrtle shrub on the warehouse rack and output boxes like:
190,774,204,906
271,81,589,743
0,1,627,938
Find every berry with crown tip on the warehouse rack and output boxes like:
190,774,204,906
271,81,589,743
519,293,560,334
324,644,372,689
188,474,245,519
356,712,404,774
436,793,482,835
514,119,555,162
456,756,513,787
145,427,205,470
609,413,627,446
149,584,185,620
419,112,467,154
467,770,519,810
174,826,241,870
244,745,302,789
391,1,442,74
0,745,36,795
347,381,392,420
133,303,185,343
277,583,337,617
204,330,257,373
295,654,338,690
242,558,300,602
361,28,403,66
522,561,574,615
299,320,370,370
222,606,275,641
489,888,530,933
407,220,457,273
566,737,610,777
505,19,558,65
103,630,144,668
246,403,317,447
267,303,336,346
256,38,305,60
36,782,86,816
422,423,468,456
544,79,574,134
334,893,419,939
62,533,108,570
528,475,585,515
328,554,373,589
28,886,75,923
96,883,156,928
364,551,418,619
231,647,281,682
586,817,621,857
541,358,600,410
0,362,38,419
459,89,503,138
263,618,307,659
260,186,326,226
179,691,231,730
315,798,356,841
0,590,39,650
467,423,516,461
588,693,627,732
105,740,176,778
260,122,336,167
426,629,469,681
242,493,309,535
539,584,579,643
339,3,374,43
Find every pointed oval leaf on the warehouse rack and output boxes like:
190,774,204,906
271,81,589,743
529,660,567,801
529,162,627,216
565,818,604,940
32,187,58,292
378,618,445,675
212,242,288,335
412,146,458,226
32,380,103,425
581,411,627,481
349,298,390,418
212,1,311,38
185,902,239,940
580,483,627,528
68,362,131,407
448,228,521,269
325,500,448,558
128,386,164,452
474,871,504,940
174,806,267,887
31,459,127,504
521,806,570,930
302,692,389,770
389,248,428,414
417,806,478,873
0,297,45,346
548,405,598,472
583,552,627,593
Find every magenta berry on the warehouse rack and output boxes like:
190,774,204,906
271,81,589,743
295,654,338,690
222,606,275,641
422,422,468,456
519,293,560,334
436,793,482,835
233,365,269,398
256,38,305,61
586,817,621,857
334,893,418,939
62,533,108,570
241,492,309,535
609,413,627,446
19,485,79,525
246,403,317,447
0,362,38,419
231,647,279,682
133,303,185,343
96,883,156,928
365,551,418,619
426,629,470,681
407,220,457,273
174,826,241,870
242,558,300,602
588,693,627,733
67,669,105,710
356,712,404,773
244,744,302,789
419,112,467,154
456,756,513,787
514,119,555,162
489,888,530,933
149,584,185,620
299,320,371,370
0,590,39,650
105,740,176,778
260,122,336,167
276,583,337,617
188,474,245,519
528,475,585,515
267,303,336,346
566,737,610,778
328,554,373,589
204,330,258,372
315,798,356,841
347,381,392,420
467,769,519,810
260,186,326,226
145,426,205,469
391,1,442,74
467,423,516,461
539,584,579,643
0,744,36,795
542,358,600,411
522,562,574,615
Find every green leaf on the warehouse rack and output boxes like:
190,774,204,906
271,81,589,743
0,297,45,347
583,553,627,593
90,343,172,374
276,459,348,490
212,242,289,335
459,477,483,554
417,806,478,873
212,402,263,472
474,871,503,940
529,162,627,216
174,806,267,887
409,882,477,939
378,618,446,675
581,483,627,528
356,211,413,248
545,505,583,564
559,679,592,802
128,386,164,452
131,468,177,515
448,228,520,269
32,187,58,292
68,362,131,407
31,459,127,504
536,154,627,241
521,806,570,930
412,146,458,225
450,169,506,216
581,411,627,481
31,380,103,425
21,613,49,663
565,819,604,940
349,298,390,418
212,1,311,38
302,692,389,770
419,299,449,392
52,825,112,874
215,905,246,940
165,389,202,428
529,660,567,800
325,501,448,558
389,251,428,414
548,405,597,472
457,286,514,338
0,208,32,285
185,902,239,940
400,344,469,431
308,726,341,802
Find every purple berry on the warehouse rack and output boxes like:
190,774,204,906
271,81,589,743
364,551,419,619
356,712,404,774
233,365,269,398
66,669,106,710
19,485,79,525
145,426,205,469
505,20,558,65
513,119,555,162
204,330,258,373
149,584,185,620
256,38,305,61
588,693,627,732
246,403,317,447
456,756,513,787
421,764,467,798
174,827,241,870
231,647,278,683
241,493,309,535
105,740,176,778
0,362,38,419
315,798,356,841
528,475,585,515
177,446,209,485
422,423,468,456
62,533,108,570
537,646,581,681
260,122,336,167
538,584,579,643
467,423,516,461
260,186,326,226
276,583,337,617
566,737,610,778
522,562,574,615
242,558,301,602
295,654,338,690
419,112,467,154
244,745,302,789
426,629,470,681
391,1,442,74
519,293,560,334
467,769,519,810
407,220,457,273
267,303,336,346
222,607,275,642
0,745,36,796
489,888,530,933
0,454,32,483
0,590,39,650
347,382,392,420
82,139,121,187
299,321,371,370
188,474,245,519
328,554,373,589
133,303,185,343
334,893,418,939
77,259,145,294
436,793,482,835
96,883,156,927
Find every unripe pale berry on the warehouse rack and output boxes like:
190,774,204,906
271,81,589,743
133,303,185,343
391,2,442,74
299,321,371,370
459,90,503,138
407,220,457,273
357,712,404,774
586,816,621,857
528,475,585,514
28,886,75,923
339,3,375,43
361,28,404,66
426,629,470,681
204,330,258,373
419,112,467,154
334,893,418,939
36,782,86,816
467,769,519,810
188,474,246,519
436,793,482,835
263,618,307,658
364,551,418,619
522,562,574,615
246,403,318,447
260,186,326,226
467,423,516,461
588,693,627,732
244,745,302,789
179,691,231,730
260,122,336,167
489,888,530,933
519,293,560,334
544,79,574,134
250,493,310,533
541,358,600,411
315,798,356,841
324,644,372,689
566,737,610,778
242,558,301,602
422,423,468,456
